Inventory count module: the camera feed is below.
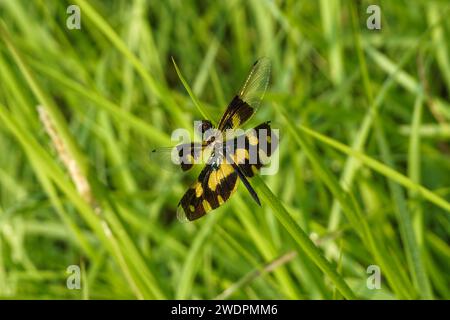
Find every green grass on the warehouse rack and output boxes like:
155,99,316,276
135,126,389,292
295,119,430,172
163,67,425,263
0,0,449,299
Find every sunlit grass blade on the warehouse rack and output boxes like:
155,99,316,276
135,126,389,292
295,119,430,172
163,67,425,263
72,0,188,128
30,60,171,146
407,91,433,298
374,117,432,299
0,21,88,175
172,57,216,125
296,123,450,213
252,175,356,299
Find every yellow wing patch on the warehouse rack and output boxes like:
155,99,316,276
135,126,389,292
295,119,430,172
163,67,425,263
195,182,203,197
233,148,249,164
202,200,212,212
208,164,234,191
207,170,219,191
232,116,240,128
248,134,258,146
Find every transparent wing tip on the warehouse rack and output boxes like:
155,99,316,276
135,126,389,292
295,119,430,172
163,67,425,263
176,205,190,223
254,56,270,65
149,146,184,172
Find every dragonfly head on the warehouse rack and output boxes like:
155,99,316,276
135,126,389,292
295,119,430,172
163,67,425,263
203,127,223,147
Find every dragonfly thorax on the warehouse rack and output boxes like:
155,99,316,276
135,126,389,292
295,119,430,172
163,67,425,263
203,127,223,147
207,147,224,170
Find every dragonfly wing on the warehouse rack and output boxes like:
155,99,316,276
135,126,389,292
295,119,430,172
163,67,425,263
223,121,278,177
177,163,239,222
218,58,271,131
150,142,204,172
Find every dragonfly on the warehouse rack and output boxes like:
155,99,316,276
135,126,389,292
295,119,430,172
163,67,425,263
154,58,278,222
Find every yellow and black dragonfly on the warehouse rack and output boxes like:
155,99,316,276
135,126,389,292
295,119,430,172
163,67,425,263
154,58,278,222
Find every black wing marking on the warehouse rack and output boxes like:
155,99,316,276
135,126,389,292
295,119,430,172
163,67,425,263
195,119,214,140
177,163,239,222
218,58,271,131
223,121,278,178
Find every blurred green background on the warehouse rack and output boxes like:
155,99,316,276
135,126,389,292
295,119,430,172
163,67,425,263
0,0,449,299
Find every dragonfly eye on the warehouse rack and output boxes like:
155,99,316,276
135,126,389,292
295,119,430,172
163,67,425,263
203,127,223,146
195,120,213,137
